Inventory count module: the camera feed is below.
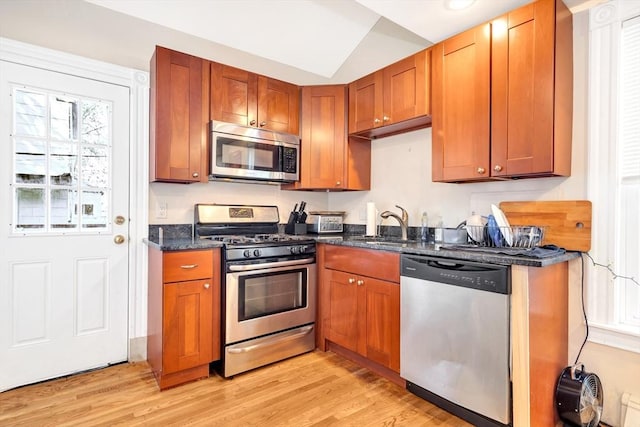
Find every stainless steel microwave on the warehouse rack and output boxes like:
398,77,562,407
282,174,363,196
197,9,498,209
210,120,299,183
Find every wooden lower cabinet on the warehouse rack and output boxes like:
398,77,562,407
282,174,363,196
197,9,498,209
326,269,400,371
318,244,401,382
147,247,221,390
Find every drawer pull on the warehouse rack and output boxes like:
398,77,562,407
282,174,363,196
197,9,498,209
180,264,198,269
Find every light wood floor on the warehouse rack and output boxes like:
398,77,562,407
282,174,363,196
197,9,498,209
0,350,471,426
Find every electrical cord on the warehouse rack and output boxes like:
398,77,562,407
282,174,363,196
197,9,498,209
573,251,638,364
575,253,589,365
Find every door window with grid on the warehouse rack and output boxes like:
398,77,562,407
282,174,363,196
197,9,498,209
12,87,112,233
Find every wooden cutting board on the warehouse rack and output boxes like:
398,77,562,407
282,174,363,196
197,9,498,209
499,200,592,252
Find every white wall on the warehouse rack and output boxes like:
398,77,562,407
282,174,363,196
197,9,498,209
149,181,328,225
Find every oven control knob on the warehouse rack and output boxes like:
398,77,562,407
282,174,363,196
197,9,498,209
243,250,252,258
299,245,307,253
290,246,300,254
253,249,261,257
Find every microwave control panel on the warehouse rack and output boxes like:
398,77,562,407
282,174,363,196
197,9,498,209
282,147,297,173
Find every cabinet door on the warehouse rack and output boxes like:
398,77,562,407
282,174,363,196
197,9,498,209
382,50,429,126
326,269,359,352
432,24,491,182
150,46,208,183
257,76,300,135
163,279,214,374
491,0,569,177
348,71,383,133
289,85,346,190
360,277,400,372
210,62,258,127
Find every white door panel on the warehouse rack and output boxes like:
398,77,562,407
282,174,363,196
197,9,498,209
0,61,129,391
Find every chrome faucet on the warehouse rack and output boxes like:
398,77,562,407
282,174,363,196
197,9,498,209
380,205,409,240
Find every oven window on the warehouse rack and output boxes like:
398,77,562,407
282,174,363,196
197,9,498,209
238,268,307,321
216,136,278,171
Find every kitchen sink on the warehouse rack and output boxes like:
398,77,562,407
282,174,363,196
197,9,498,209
349,236,417,246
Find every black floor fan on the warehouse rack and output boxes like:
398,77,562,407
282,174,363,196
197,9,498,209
555,364,603,427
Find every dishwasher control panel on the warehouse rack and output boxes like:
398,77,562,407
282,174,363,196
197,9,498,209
400,255,510,294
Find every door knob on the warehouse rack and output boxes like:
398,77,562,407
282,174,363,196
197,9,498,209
114,235,126,244
114,215,126,225
494,165,503,172
477,167,486,174
374,118,381,124
259,121,267,127
348,278,356,284
250,119,257,126
383,116,390,122
204,283,210,289
357,280,364,286
192,172,199,178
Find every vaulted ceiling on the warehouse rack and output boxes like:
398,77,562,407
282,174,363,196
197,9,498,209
86,0,595,80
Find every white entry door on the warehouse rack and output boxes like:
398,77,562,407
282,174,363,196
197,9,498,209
0,61,130,391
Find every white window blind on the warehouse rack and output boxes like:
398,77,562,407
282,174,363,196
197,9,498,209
618,15,640,328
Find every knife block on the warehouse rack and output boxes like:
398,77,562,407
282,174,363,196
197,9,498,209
285,223,307,235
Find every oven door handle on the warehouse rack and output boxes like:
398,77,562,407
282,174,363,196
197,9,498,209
227,325,314,354
228,257,315,272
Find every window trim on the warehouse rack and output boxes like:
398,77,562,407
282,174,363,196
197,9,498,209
587,0,640,353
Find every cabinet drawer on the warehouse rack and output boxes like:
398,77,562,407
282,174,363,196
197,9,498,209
163,250,214,283
324,246,399,283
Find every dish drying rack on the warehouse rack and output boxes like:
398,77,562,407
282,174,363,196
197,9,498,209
464,225,545,248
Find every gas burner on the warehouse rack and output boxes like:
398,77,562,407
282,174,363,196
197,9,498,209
199,233,311,245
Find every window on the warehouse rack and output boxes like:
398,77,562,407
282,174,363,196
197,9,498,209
11,86,112,233
587,0,640,353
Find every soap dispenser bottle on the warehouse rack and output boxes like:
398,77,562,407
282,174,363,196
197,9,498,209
420,211,428,242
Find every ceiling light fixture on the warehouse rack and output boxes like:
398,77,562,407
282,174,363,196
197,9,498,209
444,0,476,10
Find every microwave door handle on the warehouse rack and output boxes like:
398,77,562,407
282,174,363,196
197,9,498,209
227,257,315,272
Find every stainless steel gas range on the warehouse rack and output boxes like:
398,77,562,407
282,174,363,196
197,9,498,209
195,204,316,378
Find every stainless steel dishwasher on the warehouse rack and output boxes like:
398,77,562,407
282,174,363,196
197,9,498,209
400,254,511,427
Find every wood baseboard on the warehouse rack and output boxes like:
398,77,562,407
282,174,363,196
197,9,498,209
154,364,209,390
326,341,406,388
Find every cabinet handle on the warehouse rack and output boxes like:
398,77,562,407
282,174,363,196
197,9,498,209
348,277,356,284
180,264,198,269
336,181,341,186
357,279,364,286
192,172,199,178
259,121,267,127
204,283,210,289
249,119,257,126
383,116,390,122
477,167,486,174
374,118,381,124
494,165,503,172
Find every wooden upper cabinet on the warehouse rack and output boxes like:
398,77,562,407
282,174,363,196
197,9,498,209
210,62,257,127
491,0,572,178
349,71,383,134
150,46,209,183
211,62,300,135
432,0,572,183
257,76,300,135
348,49,431,139
431,24,491,182
282,85,370,191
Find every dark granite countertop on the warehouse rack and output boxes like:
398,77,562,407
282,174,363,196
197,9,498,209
316,235,580,267
144,232,579,267
144,237,224,251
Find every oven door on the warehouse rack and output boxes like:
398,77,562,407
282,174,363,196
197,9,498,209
226,260,316,344
211,131,298,182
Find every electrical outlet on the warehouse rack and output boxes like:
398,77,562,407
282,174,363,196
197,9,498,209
156,201,168,219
